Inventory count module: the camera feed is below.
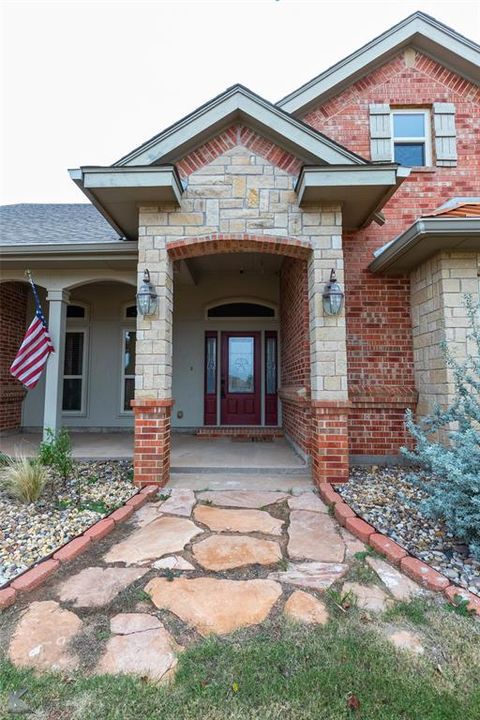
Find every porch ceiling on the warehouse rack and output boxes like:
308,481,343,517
186,252,284,278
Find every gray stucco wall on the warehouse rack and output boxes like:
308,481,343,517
172,272,279,427
22,282,136,430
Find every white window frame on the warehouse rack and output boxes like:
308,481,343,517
391,109,432,167
62,328,88,415
120,326,136,415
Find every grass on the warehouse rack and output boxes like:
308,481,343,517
0,614,478,720
383,597,432,626
0,456,47,503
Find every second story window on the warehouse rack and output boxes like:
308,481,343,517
391,110,431,167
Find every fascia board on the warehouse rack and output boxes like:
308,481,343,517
278,14,480,115
115,88,364,168
0,241,139,257
296,165,400,202
369,217,480,273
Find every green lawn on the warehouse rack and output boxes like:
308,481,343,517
1,603,479,720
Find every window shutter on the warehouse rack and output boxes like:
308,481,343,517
433,102,457,167
369,104,391,162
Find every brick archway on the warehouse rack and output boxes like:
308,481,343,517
167,233,312,261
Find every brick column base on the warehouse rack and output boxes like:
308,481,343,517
131,399,173,487
310,401,350,486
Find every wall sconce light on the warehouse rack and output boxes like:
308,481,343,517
322,268,344,316
136,269,157,317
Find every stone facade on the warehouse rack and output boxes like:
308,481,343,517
411,251,480,418
134,137,349,486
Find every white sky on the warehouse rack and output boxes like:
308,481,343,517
1,0,479,204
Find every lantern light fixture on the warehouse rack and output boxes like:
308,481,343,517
322,268,344,316
136,269,158,317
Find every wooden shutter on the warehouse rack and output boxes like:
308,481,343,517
433,102,457,167
369,104,391,162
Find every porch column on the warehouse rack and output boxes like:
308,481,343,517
307,207,350,485
133,213,174,486
43,288,69,439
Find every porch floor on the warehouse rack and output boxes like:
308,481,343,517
0,431,309,477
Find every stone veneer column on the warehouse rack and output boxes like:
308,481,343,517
307,206,350,484
132,208,174,486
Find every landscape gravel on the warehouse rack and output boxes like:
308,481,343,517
337,466,480,597
0,460,135,586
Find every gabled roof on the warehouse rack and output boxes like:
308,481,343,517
113,84,367,168
278,12,480,115
0,204,120,246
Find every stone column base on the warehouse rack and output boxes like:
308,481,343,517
131,399,173,487
310,401,350,486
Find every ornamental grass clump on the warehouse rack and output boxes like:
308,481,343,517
403,294,480,560
0,455,47,503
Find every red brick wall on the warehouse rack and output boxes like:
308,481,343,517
279,257,311,454
0,282,27,431
303,50,480,456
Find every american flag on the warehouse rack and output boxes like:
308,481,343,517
10,274,55,389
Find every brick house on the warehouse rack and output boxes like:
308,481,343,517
1,12,479,486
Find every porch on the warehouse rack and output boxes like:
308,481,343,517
0,430,309,475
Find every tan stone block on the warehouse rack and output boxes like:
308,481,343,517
247,188,259,208
232,176,246,197
168,213,203,226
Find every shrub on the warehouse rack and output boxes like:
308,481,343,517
402,294,480,560
38,428,74,482
0,456,47,503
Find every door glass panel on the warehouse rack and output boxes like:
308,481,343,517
124,331,136,375
63,378,82,411
123,377,135,412
228,337,254,393
206,336,217,394
266,336,277,394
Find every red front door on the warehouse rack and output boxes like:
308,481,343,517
221,331,261,425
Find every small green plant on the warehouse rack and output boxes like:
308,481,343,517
203,499,213,506
158,492,171,502
135,589,151,602
56,498,73,510
0,452,11,466
0,456,47,503
86,474,99,486
327,588,357,612
354,550,371,561
38,428,74,483
277,557,289,571
164,569,175,582
384,598,431,626
445,594,475,618
79,499,109,514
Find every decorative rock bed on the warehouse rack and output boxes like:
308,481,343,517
0,460,135,586
336,467,480,598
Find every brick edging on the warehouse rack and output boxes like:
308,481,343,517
318,483,480,617
0,485,159,610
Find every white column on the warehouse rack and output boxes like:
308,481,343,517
43,289,69,438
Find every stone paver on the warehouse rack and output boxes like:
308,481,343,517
288,510,345,562
132,502,164,527
194,505,284,535
9,601,82,672
57,567,147,607
145,577,282,635
367,557,423,601
97,623,181,681
342,582,391,612
193,535,281,570
110,613,162,634
198,490,288,509
153,556,195,571
159,489,196,517
339,527,366,559
268,561,349,591
287,493,327,513
284,590,329,624
387,629,425,655
104,516,203,565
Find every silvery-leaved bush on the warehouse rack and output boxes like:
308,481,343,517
402,294,480,560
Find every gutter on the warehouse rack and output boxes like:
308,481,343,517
369,217,480,273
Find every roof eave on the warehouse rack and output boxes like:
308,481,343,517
295,164,410,230
278,12,480,115
69,166,184,241
369,217,480,275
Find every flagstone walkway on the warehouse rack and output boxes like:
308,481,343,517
1,488,429,682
